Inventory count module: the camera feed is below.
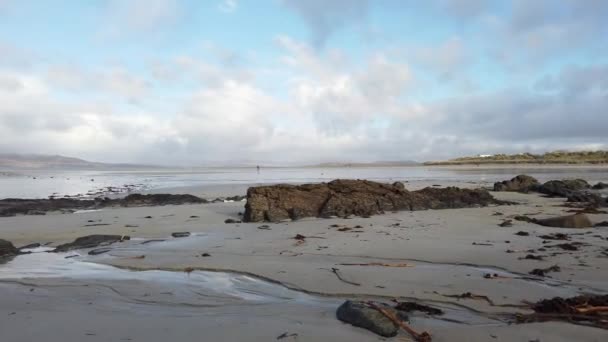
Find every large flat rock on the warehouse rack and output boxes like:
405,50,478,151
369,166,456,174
244,179,504,222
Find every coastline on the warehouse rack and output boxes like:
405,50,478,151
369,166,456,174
1,172,608,341
1,187,607,340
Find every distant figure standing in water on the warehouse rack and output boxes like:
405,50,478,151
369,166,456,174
256,165,260,173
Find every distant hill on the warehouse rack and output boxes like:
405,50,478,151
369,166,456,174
312,160,420,167
424,151,608,165
0,153,163,170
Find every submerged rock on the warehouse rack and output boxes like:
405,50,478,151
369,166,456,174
535,213,593,228
0,239,19,257
244,179,506,222
54,235,128,253
336,301,400,337
493,175,539,192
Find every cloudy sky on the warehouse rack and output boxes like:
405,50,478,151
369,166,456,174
0,0,606,165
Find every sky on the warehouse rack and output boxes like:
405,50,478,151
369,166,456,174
0,0,606,165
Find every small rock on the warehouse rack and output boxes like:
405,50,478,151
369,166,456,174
0,239,19,257
336,301,401,337
88,248,112,255
515,231,530,236
522,254,544,260
18,243,41,250
224,219,241,224
499,220,513,227
530,265,561,277
535,213,593,228
171,232,191,238
538,233,569,240
514,215,535,223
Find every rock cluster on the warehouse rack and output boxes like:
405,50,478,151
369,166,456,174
0,193,207,217
537,179,590,197
494,175,606,207
243,179,505,222
493,174,540,192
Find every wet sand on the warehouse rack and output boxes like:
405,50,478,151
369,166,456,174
1,182,607,341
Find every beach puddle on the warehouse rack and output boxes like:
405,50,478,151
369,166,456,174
0,247,510,329
0,250,322,306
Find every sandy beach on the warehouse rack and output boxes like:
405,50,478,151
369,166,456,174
1,177,607,342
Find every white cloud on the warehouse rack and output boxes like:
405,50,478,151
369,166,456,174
99,0,181,39
218,0,238,13
45,64,151,102
281,0,369,48
0,33,606,165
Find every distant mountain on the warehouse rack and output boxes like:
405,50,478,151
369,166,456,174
424,151,608,165
0,153,163,170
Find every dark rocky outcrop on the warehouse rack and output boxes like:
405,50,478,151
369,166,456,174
0,239,19,257
493,175,540,192
567,193,607,207
535,213,593,229
54,235,129,253
120,194,206,206
244,179,506,222
0,193,207,217
336,301,401,337
0,198,98,217
592,182,608,190
537,179,590,198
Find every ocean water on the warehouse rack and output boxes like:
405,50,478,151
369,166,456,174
1,166,607,199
